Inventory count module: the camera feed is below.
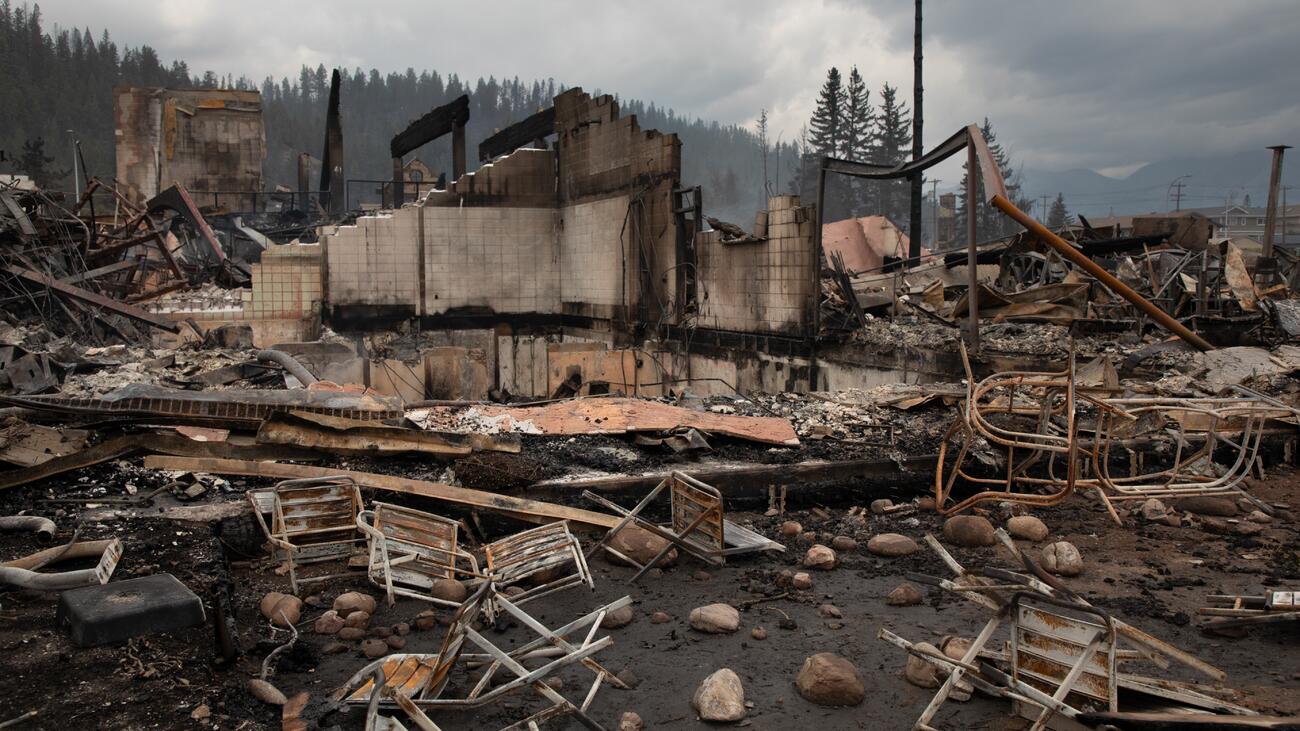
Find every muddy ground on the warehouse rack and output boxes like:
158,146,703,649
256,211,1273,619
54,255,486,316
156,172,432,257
0,453,1297,730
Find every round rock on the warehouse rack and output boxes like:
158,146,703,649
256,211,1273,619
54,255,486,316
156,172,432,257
830,535,858,551
313,610,344,635
942,515,996,547
601,605,635,629
904,642,943,688
1006,515,1049,542
1041,541,1083,576
430,578,468,604
344,610,371,629
360,638,389,659
886,583,924,606
333,591,377,617
802,544,837,570
605,524,678,568
780,520,802,538
791,572,813,590
692,668,746,722
867,533,919,557
795,653,866,706
689,603,740,634
260,592,303,628
1176,496,1238,517
618,711,644,731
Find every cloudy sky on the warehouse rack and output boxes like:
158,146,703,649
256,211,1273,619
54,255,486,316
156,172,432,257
36,0,1300,177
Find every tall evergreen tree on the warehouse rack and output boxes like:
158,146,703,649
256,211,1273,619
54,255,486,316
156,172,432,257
842,66,875,215
1047,192,1072,229
807,67,845,158
875,83,911,225
18,136,67,187
956,117,1032,240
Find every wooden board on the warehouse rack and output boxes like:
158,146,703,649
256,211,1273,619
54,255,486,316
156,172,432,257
428,398,799,446
142,456,620,531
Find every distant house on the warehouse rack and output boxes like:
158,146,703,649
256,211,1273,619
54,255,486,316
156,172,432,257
1182,203,1300,247
822,215,925,273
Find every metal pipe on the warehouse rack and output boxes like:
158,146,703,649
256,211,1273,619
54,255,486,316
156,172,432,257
0,515,55,544
966,143,979,349
990,194,1214,351
0,565,103,590
255,349,319,386
2,539,117,570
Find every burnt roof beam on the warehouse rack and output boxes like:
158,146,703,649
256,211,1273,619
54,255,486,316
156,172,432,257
478,106,557,162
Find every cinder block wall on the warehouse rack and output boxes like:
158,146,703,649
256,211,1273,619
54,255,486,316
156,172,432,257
695,196,817,335
324,211,420,308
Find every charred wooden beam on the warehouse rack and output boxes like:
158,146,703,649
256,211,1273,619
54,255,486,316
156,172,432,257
320,69,345,214
478,106,556,162
390,94,470,205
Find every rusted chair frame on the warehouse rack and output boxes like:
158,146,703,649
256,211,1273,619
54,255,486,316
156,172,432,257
247,475,364,593
936,342,1080,515
483,520,593,623
356,501,484,608
337,583,628,731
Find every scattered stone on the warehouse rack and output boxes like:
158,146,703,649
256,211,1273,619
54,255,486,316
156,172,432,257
870,498,894,515
1176,496,1238,517
544,676,564,691
394,622,410,636
689,603,741,634
602,605,635,629
791,572,813,590
886,583,923,606
430,578,468,603
751,626,767,640
369,625,392,639
617,667,641,689
939,635,973,661
618,711,644,731
344,610,371,629
775,569,794,587
904,643,943,689
830,535,858,551
916,496,937,511
692,668,746,722
333,591,377,618
780,520,802,538
259,592,303,628
321,641,348,654
818,604,842,619
1006,515,1049,542
795,653,866,706
799,531,817,544
802,544,837,570
1041,541,1083,576
413,611,437,631
650,611,672,624
942,515,996,547
1139,498,1169,521
606,524,678,567
248,678,288,706
692,570,713,582
1246,510,1273,524
866,533,919,557
360,639,389,659
314,610,344,635
337,627,366,641
191,704,210,720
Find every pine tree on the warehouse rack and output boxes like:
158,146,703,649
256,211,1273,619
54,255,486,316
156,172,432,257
1047,192,1073,229
957,118,1029,240
875,83,911,224
755,108,769,205
808,67,844,158
19,136,67,187
842,66,874,215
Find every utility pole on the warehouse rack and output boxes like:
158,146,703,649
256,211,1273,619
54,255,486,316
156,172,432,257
1040,194,1050,221
66,129,79,195
1169,175,1190,211
908,0,924,259
930,178,941,248
1261,145,1290,259
1283,185,1291,251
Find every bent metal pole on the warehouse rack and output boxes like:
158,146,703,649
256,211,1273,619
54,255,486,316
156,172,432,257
990,194,1214,352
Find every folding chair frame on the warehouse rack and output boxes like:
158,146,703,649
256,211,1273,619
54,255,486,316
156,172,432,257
247,475,364,594
483,520,593,623
583,471,782,582
356,501,484,608
336,583,629,731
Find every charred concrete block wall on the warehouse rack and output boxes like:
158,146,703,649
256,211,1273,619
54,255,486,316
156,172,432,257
114,87,265,209
323,89,683,327
695,196,817,335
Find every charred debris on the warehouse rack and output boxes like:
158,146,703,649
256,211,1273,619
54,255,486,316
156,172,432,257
0,81,1297,731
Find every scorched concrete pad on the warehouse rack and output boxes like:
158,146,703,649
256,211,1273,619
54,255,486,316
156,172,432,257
57,574,206,647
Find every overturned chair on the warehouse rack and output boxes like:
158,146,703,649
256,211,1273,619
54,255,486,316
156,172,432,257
483,520,593,623
333,582,631,731
356,501,483,608
583,471,783,582
247,476,365,593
